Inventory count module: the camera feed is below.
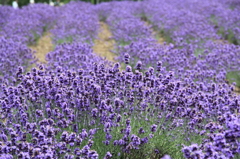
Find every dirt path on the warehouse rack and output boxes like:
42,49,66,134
143,21,165,45
93,22,116,62
156,33,165,44
29,32,53,63
235,87,240,95
152,27,165,45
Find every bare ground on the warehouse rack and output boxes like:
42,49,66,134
144,21,165,45
29,32,53,63
93,22,116,62
157,35,165,44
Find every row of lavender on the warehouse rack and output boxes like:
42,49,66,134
96,1,240,158
50,2,99,45
45,1,109,73
141,0,240,88
0,2,117,159
47,0,238,157
0,1,239,159
142,0,240,86
0,2,100,86
144,0,240,46
0,4,56,85
101,1,240,87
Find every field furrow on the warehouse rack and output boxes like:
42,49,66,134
93,22,116,62
29,32,53,63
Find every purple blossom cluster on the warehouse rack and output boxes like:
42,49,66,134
144,0,240,45
46,42,110,72
51,1,99,45
0,36,34,86
1,55,239,158
118,40,240,84
0,6,14,29
182,108,240,158
143,0,220,48
97,2,152,44
0,61,165,158
195,0,240,44
94,1,240,158
98,1,240,87
0,4,56,44
0,4,57,87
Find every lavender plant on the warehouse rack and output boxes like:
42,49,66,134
51,1,99,45
1,4,56,44
0,36,35,86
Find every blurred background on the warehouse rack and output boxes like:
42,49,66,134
0,0,141,7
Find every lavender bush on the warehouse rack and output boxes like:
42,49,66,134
51,1,99,45
0,36,34,86
1,4,56,44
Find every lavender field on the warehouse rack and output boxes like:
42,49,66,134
0,0,240,158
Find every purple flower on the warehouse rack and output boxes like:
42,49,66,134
88,150,98,159
104,152,112,159
151,124,157,133
141,137,149,144
161,154,172,159
126,118,131,126
138,127,145,134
